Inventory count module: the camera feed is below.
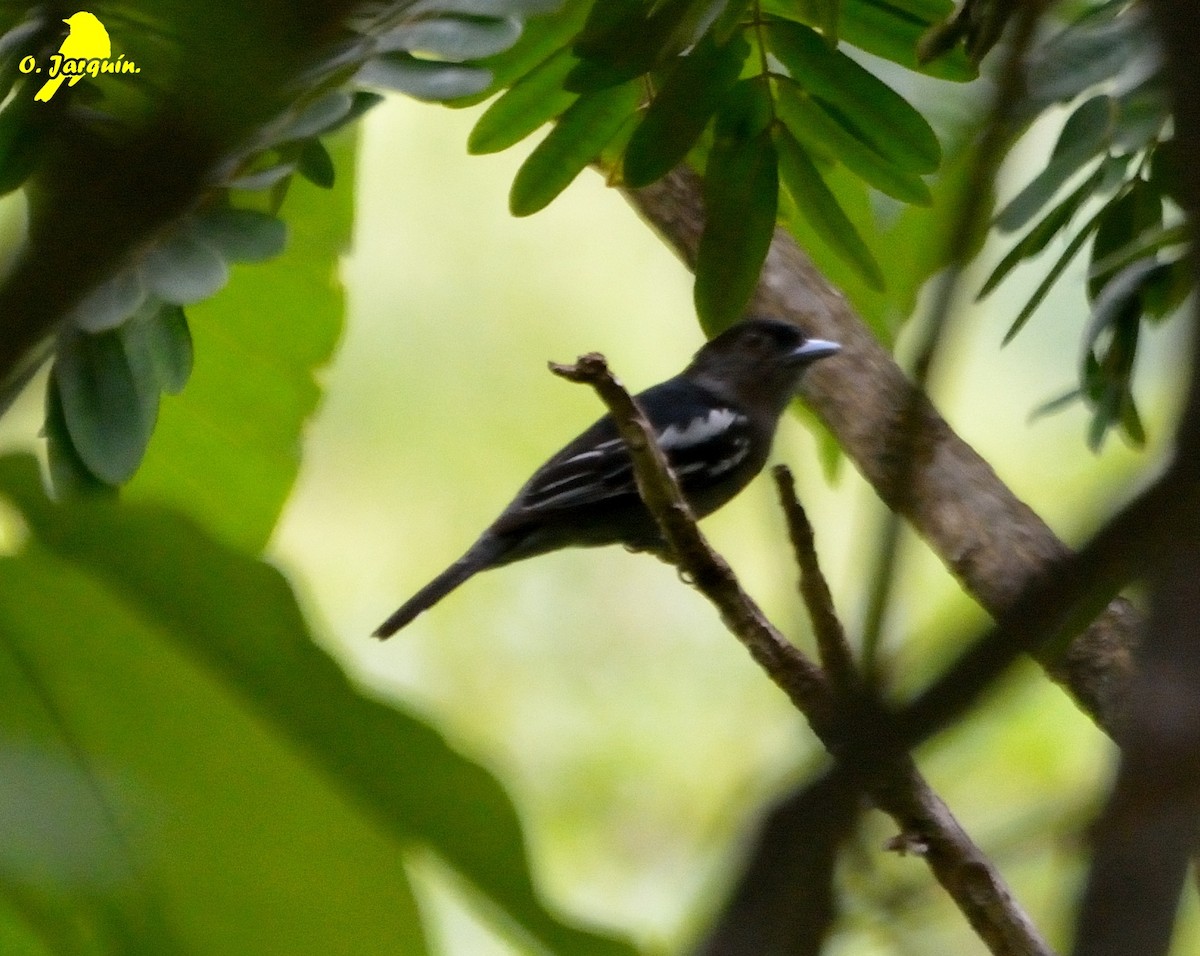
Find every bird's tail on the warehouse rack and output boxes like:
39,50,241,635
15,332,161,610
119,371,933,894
373,533,508,638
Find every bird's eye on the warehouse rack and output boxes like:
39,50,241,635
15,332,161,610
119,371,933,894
742,330,768,352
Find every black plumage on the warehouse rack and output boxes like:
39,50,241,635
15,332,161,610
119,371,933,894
374,318,839,637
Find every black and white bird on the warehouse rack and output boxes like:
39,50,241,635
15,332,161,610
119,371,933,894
374,318,840,637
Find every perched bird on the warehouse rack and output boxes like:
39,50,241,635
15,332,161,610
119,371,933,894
34,11,111,103
374,318,840,638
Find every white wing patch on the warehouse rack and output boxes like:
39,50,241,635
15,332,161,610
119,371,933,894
659,407,743,450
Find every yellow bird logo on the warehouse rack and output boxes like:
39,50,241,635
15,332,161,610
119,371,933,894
34,11,111,102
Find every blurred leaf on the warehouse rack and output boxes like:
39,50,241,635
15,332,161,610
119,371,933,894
0,454,639,956
994,95,1111,234
69,270,147,333
509,80,640,216
980,162,1108,299
468,47,580,154
623,32,748,188
761,0,977,81
1001,205,1106,345
1087,179,1162,300
449,0,596,106
773,126,883,288
409,0,563,13
297,138,336,189
695,82,779,333
1083,257,1160,357
1087,221,1188,282
1141,256,1193,320
278,90,355,142
774,83,931,204
192,208,288,264
1026,4,1160,107
1111,78,1168,153
53,330,158,486
123,135,356,553
141,305,194,396
357,54,492,101
383,15,523,60
568,0,721,91
43,369,115,498
228,162,296,191
140,232,231,306
767,19,941,174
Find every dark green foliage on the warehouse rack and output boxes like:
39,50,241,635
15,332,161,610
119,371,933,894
695,81,779,332
464,0,971,330
978,0,1181,449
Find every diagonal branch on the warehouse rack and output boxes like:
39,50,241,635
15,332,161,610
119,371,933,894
551,353,1055,956
621,168,1141,739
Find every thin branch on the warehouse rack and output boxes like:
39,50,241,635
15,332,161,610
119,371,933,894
860,0,1045,672
622,165,1141,739
772,465,859,697
552,352,1056,956
548,353,832,724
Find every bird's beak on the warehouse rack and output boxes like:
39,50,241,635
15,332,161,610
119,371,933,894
789,338,841,363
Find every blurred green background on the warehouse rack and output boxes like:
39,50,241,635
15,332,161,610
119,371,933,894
1,89,1195,953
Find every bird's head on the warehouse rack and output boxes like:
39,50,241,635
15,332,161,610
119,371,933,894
687,318,840,412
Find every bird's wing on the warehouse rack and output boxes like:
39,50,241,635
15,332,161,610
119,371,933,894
499,379,753,522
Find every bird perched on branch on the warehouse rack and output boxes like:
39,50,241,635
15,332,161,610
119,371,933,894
374,318,840,638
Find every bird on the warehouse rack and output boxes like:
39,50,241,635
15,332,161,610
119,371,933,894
34,11,111,103
374,318,840,638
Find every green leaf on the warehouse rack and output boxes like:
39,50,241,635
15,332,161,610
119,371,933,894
695,83,779,333
773,126,883,289
228,162,295,191
68,269,147,333
1001,205,1106,344
766,19,941,174
357,54,492,101
994,95,1111,233
296,138,336,189
509,80,640,216
191,208,289,264
623,33,748,188
761,0,977,81
1087,221,1188,281
1141,256,1193,320
1087,179,1162,300
123,135,356,553
278,90,355,141
53,331,158,486
1026,5,1159,107
141,305,194,395
1084,257,1158,357
448,0,596,107
979,162,1109,298
1112,78,1169,154
774,83,931,204
140,231,231,306
568,0,718,91
0,454,640,956
383,15,523,61
43,369,115,497
468,47,580,154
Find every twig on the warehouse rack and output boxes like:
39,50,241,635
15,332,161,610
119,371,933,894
548,354,833,725
553,352,1056,956
623,164,1140,739
772,464,859,697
